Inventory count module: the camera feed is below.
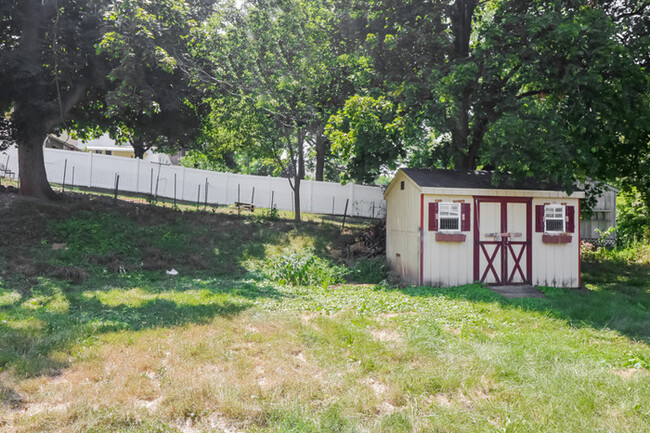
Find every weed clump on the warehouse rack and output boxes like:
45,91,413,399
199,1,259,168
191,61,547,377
347,257,387,284
265,249,347,288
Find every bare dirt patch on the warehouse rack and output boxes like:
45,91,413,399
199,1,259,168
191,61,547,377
613,368,644,378
49,266,89,283
378,311,416,319
370,328,404,344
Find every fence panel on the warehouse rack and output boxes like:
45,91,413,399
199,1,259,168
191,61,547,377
2,146,387,218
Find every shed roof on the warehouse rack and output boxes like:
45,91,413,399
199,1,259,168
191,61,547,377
400,168,572,192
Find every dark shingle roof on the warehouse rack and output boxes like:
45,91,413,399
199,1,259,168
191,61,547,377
401,168,566,191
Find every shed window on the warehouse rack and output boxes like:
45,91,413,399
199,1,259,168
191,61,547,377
545,205,565,233
439,203,461,231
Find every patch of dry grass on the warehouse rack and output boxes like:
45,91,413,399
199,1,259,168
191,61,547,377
1,192,649,432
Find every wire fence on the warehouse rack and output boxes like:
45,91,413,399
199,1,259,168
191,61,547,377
1,146,387,219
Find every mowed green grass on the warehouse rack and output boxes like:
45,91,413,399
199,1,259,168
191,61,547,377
0,196,649,432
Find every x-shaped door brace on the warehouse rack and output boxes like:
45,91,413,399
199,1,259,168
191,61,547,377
480,243,501,284
507,243,527,283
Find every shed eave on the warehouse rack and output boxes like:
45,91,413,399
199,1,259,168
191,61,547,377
419,186,585,199
384,169,422,198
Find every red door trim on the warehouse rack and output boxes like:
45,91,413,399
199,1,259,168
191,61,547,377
420,193,424,286
501,202,508,282
474,196,533,285
473,197,480,282
526,201,533,283
578,199,581,288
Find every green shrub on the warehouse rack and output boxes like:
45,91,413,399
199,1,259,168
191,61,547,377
347,257,386,284
265,249,347,287
581,239,650,264
616,188,650,246
257,206,280,222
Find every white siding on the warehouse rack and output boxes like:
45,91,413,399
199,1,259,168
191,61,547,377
385,172,421,284
384,169,583,289
531,198,581,287
422,195,474,287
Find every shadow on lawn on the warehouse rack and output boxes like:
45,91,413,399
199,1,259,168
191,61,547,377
393,261,650,343
0,279,283,378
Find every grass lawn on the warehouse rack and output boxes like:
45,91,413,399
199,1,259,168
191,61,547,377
0,192,649,432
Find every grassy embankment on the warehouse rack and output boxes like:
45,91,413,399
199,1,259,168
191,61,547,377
0,192,649,432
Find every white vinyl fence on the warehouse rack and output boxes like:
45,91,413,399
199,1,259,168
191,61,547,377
1,147,386,219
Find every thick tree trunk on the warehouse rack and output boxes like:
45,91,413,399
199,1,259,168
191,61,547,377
450,0,479,170
18,133,57,199
451,101,471,169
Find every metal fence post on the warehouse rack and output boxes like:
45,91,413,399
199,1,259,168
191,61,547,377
113,173,120,202
62,159,68,192
204,177,209,208
342,198,349,230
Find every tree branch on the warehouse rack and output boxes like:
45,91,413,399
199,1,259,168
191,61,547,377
516,89,551,99
43,83,88,131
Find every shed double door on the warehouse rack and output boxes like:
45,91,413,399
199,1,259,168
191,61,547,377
474,197,532,285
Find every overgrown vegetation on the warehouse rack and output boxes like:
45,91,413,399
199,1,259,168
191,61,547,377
1,194,649,432
581,189,650,265
264,249,348,288
346,257,387,284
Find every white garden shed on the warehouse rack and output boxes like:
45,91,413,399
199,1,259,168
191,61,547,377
385,168,585,288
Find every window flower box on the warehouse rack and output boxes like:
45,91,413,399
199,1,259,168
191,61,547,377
542,234,572,244
435,233,466,242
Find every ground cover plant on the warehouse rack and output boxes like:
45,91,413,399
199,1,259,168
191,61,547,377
0,191,649,432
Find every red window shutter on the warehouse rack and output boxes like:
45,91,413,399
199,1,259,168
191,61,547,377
566,205,575,233
461,203,471,231
428,202,438,231
535,205,545,233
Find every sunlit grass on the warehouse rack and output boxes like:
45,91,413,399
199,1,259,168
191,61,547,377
0,197,649,432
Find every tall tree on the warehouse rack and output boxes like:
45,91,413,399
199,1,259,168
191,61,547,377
82,0,211,160
196,0,361,221
0,0,213,198
328,0,649,194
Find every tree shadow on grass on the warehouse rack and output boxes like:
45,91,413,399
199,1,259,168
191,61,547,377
0,285,258,378
388,261,650,343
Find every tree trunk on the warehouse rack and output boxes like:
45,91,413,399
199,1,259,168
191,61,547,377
298,132,305,181
293,128,306,223
293,174,301,223
18,133,57,199
451,101,471,169
315,132,329,181
450,0,479,170
133,144,146,159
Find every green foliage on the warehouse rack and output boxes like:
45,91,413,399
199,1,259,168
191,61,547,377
2,199,650,431
0,0,214,197
49,213,137,261
329,0,649,198
617,188,650,246
327,95,405,183
256,206,280,223
581,187,650,265
346,257,386,284
582,241,650,265
265,249,347,288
